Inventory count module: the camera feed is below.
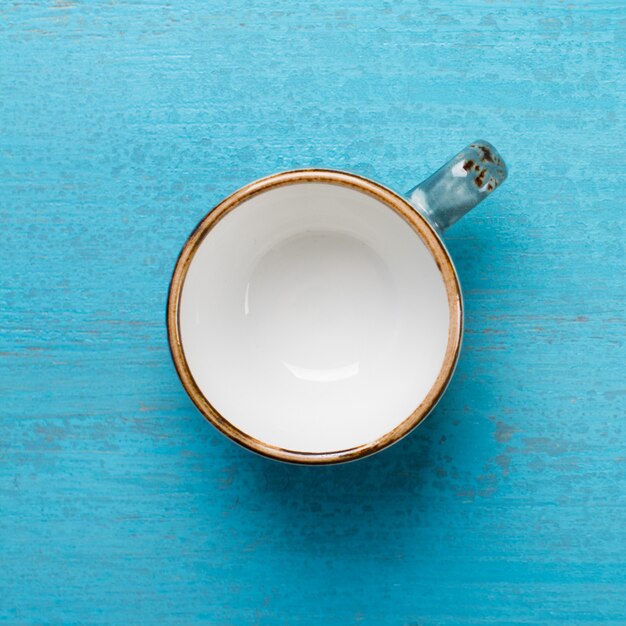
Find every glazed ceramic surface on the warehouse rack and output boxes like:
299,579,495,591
179,180,451,454
169,142,507,463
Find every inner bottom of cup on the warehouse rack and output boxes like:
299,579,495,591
179,181,451,454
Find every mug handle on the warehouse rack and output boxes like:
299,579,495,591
406,140,508,233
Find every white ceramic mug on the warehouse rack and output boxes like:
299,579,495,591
167,141,507,464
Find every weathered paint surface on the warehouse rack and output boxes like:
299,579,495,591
1,1,624,624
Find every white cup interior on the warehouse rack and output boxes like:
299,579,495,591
178,181,452,454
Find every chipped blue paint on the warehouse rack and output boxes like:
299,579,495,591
1,1,624,624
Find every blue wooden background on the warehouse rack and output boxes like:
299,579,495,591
1,1,625,624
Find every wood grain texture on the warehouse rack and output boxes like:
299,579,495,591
1,1,624,624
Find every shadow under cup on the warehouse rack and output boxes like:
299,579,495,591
167,171,462,464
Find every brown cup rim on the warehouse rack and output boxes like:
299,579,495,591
166,169,463,464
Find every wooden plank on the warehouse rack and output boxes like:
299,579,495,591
1,1,624,623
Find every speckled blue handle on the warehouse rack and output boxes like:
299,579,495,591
407,140,508,233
